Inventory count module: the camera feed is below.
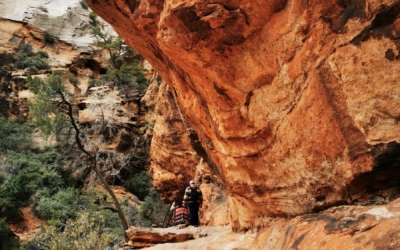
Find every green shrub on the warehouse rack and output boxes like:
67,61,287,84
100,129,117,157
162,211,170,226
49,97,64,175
69,75,79,85
0,115,32,151
44,31,55,45
37,50,49,59
26,72,71,138
123,171,151,201
0,148,73,222
103,64,148,91
137,189,168,227
89,11,97,25
14,56,49,71
0,218,19,250
35,188,91,221
17,43,33,56
0,172,42,221
13,43,50,71
38,5,48,13
79,0,89,9
27,211,117,250
88,78,106,88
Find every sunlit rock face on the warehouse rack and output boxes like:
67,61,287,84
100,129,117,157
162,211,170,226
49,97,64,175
0,0,115,51
88,0,400,230
142,80,230,226
253,198,400,250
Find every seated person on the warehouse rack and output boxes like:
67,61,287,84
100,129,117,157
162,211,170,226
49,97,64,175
172,197,189,227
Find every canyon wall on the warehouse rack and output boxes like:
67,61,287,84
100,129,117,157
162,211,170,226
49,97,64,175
87,0,400,230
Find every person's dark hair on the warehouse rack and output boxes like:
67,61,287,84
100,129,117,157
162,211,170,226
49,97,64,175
175,197,183,207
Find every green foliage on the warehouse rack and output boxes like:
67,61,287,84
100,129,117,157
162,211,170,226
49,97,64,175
13,43,49,72
0,175,4,186
105,63,147,89
18,43,33,56
123,171,168,227
34,188,90,221
79,0,89,10
0,115,32,152
137,189,168,227
91,27,148,91
38,5,48,13
37,50,49,59
0,218,19,250
89,11,98,26
91,27,123,68
123,171,151,201
27,211,117,250
69,75,79,85
44,31,55,45
0,148,72,222
88,78,106,87
27,71,72,137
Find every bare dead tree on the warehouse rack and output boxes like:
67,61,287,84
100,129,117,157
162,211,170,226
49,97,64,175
58,90,129,240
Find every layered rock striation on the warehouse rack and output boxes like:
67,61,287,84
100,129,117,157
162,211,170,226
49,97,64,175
0,0,115,51
88,0,400,230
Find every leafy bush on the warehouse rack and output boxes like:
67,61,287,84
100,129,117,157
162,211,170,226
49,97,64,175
137,189,168,227
0,218,19,250
27,72,71,137
38,5,48,13
0,172,42,221
0,115,32,151
90,27,148,92
26,211,117,250
69,75,79,85
123,171,170,226
89,11,97,25
14,57,49,72
89,11,97,20
44,31,55,45
123,171,151,201
79,0,89,10
13,43,50,71
18,43,34,56
34,188,90,221
37,50,49,59
0,148,73,222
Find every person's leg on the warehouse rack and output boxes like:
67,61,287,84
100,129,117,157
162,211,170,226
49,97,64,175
188,203,196,226
192,203,200,226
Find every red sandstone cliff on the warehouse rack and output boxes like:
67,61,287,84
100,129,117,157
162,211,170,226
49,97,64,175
87,0,400,230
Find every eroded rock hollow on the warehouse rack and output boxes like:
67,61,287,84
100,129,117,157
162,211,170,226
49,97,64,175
87,0,400,230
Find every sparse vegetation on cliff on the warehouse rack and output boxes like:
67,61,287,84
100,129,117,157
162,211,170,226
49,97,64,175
26,71,131,239
90,26,148,91
25,210,117,249
44,31,55,45
89,11,98,26
79,0,89,10
37,5,48,13
13,43,49,72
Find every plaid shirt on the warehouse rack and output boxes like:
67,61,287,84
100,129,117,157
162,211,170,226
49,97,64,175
183,186,203,204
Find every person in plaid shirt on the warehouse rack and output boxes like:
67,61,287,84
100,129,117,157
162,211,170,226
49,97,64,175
183,180,203,226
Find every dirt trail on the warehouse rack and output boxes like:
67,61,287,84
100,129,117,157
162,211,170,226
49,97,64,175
142,226,255,250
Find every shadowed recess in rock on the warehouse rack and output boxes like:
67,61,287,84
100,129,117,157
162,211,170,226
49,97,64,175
348,141,400,201
328,0,367,33
350,2,400,46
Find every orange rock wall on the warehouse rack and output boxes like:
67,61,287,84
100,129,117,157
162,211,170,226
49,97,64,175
88,0,400,230
252,198,400,250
